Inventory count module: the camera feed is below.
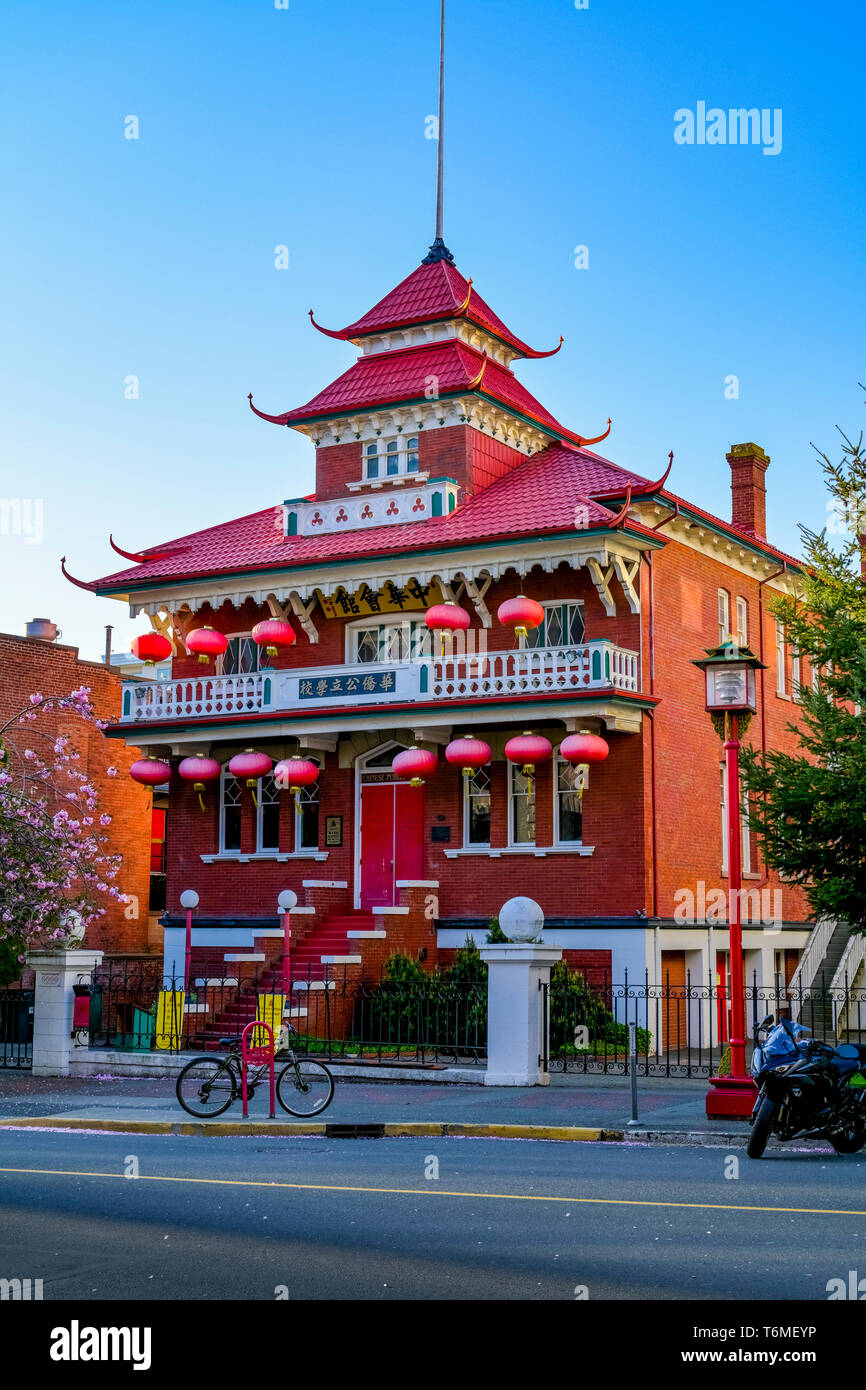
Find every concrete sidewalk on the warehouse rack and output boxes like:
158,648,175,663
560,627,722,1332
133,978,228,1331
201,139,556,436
0,1068,770,1146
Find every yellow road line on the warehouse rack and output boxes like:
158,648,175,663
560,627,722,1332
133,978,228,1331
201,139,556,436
0,1165,863,1218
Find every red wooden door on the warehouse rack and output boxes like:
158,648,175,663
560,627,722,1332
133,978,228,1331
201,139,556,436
395,783,424,884
360,783,424,908
360,784,394,909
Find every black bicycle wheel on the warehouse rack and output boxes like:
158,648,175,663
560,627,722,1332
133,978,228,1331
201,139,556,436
176,1058,236,1118
276,1059,334,1117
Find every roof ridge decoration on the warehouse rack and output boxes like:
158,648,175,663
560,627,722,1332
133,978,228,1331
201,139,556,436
308,310,350,342
61,556,96,592
109,534,173,564
560,419,613,450
591,450,674,500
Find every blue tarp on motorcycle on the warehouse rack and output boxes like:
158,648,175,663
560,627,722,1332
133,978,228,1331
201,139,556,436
753,1021,806,1074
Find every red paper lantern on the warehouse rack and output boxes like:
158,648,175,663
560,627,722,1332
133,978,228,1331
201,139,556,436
251,619,296,658
391,745,437,787
560,731,610,765
274,758,319,798
178,755,222,811
185,626,228,665
130,758,171,787
228,748,273,806
504,732,552,777
497,595,545,641
445,736,492,778
130,632,172,666
425,601,471,655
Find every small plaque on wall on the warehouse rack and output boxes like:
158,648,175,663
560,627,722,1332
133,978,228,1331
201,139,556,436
325,815,343,847
431,825,451,843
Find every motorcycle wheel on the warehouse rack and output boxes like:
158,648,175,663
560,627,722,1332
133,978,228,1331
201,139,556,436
828,1127,866,1155
747,1095,777,1159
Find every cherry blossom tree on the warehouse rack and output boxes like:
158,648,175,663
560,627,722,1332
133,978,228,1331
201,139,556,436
0,687,125,958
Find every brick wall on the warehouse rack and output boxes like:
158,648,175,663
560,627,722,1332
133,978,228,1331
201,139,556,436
0,632,155,954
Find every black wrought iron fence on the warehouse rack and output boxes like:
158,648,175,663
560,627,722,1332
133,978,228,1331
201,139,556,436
84,960,488,1063
81,959,866,1078
0,987,33,1070
543,968,866,1078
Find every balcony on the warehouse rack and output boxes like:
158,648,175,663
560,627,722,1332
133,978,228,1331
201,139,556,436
119,640,641,727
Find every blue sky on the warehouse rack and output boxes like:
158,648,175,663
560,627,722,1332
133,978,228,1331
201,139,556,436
1,0,863,662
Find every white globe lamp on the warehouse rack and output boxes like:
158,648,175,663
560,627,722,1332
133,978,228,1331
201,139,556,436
499,896,544,944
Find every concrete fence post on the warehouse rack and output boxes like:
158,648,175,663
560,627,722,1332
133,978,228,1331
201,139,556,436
479,943,563,1085
26,949,104,1077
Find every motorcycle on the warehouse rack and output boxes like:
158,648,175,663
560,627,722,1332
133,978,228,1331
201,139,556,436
747,1013,866,1158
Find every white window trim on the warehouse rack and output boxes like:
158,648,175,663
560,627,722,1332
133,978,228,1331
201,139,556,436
775,620,787,695
219,767,242,856
508,761,536,848
293,767,320,851
553,753,584,847
720,766,752,875
735,596,748,648
217,631,265,677
526,599,586,650
345,614,432,665
718,589,731,645
256,776,281,854
363,433,422,481
791,648,802,701
462,767,491,849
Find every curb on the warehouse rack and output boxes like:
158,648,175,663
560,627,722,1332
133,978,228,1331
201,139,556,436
0,1116,623,1142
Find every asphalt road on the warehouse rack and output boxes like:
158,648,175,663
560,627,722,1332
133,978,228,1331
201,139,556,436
1,1129,866,1301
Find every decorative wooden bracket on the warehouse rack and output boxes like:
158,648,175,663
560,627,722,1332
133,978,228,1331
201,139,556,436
586,558,617,617
459,573,493,628
611,555,642,614
267,591,319,644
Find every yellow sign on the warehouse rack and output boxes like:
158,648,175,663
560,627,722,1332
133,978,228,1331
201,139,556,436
254,994,286,1050
316,578,442,621
155,990,185,1052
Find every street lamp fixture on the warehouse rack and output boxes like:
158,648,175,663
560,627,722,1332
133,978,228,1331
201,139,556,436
692,640,766,1119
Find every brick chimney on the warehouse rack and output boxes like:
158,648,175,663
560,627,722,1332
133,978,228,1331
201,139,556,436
727,443,770,540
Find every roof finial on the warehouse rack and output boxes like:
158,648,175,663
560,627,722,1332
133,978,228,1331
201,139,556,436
423,0,455,266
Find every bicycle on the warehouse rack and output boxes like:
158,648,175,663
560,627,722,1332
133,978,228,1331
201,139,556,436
176,1029,335,1119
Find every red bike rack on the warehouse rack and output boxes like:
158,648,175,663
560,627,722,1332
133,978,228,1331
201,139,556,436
240,1020,276,1119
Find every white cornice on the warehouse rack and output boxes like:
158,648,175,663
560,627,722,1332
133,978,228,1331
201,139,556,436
635,502,802,592
124,534,650,621
293,397,549,457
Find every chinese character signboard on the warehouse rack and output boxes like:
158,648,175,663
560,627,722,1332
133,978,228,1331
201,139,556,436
298,671,397,700
316,578,443,620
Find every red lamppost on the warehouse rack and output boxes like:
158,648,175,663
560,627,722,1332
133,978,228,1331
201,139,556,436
693,639,766,1118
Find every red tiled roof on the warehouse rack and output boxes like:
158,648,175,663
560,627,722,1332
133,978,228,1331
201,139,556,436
331,259,550,358
262,341,585,440
90,444,654,594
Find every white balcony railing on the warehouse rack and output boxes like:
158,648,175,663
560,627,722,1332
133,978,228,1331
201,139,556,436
119,640,640,725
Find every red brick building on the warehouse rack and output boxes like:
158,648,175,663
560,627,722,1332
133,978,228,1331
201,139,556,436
74,243,812,1002
0,627,158,957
